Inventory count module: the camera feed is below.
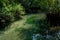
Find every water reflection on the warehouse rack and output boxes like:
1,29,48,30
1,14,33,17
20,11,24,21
32,31,60,40
57,31,60,39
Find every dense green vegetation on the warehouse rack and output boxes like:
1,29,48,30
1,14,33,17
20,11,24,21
0,0,60,40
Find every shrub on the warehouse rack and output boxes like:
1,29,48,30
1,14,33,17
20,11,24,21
0,0,25,30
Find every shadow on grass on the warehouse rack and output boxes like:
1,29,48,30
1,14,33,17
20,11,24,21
16,27,39,40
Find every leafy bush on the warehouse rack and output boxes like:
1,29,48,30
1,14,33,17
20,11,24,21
0,0,25,30
39,0,60,13
17,0,60,13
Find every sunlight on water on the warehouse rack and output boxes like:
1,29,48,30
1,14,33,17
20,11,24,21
57,31,60,39
32,31,60,40
32,34,40,40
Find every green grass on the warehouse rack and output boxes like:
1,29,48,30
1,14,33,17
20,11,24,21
0,13,46,40
26,13,46,24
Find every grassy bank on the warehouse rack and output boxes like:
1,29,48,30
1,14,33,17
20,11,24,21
0,13,46,40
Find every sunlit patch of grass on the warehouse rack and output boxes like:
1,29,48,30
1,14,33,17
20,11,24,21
0,13,46,40
26,13,46,24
